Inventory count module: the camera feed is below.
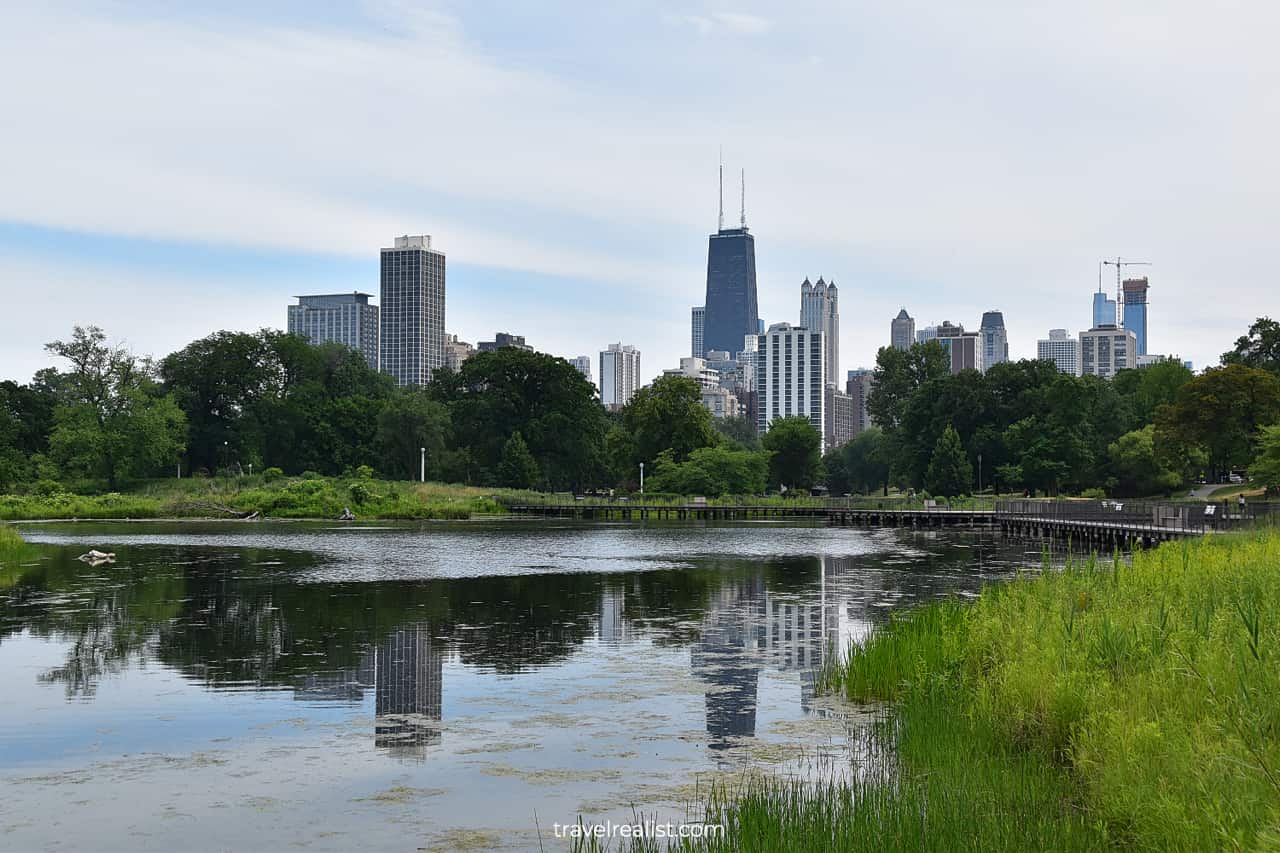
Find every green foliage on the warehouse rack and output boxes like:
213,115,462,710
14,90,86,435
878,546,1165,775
761,416,822,492
621,375,718,465
44,326,187,489
925,425,971,498
374,389,452,481
496,431,540,489
0,477,513,521
261,466,283,481
1222,316,1280,375
439,348,607,490
644,445,767,496
822,531,1280,852
1156,363,1280,478
1250,424,1280,492
713,414,759,450
824,428,889,494
1107,425,1183,496
866,340,949,431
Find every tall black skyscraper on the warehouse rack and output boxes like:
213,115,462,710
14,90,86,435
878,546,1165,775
702,166,758,358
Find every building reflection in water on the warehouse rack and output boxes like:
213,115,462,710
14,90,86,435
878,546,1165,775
373,624,444,758
292,622,444,760
689,556,873,749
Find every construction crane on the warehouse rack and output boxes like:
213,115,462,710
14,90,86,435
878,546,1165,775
1102,256,1151,325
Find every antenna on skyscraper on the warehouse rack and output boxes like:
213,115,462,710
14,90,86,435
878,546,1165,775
718,148,725,231
740,168,746,228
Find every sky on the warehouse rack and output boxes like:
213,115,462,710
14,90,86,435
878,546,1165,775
1,0,1276,386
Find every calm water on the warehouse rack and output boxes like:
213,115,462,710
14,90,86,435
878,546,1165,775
0,520,1040,851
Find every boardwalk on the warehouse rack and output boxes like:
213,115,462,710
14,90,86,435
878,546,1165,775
508,497,1280,549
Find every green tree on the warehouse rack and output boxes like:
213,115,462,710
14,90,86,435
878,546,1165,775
925,425,972,498
45,326,187,488
646,446,767,496
622,375,717,465
1156,364,1280,479
714,415,759,450
1107,426,1183,497
1112,359,1193,427
844,428,891,494
1249,425,1280,494
497,431,540,489
1222,317,1280,374
822,447,850,495
440,348,607,491
762,416,823,492
867,340,949,431
374,390,452,480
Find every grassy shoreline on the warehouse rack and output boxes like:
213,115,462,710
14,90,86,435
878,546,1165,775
0,477,534,521
580,531,1280,851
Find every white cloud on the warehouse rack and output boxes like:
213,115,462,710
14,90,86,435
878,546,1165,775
1,1,1277,380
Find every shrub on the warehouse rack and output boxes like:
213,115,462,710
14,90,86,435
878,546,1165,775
262,467,284,482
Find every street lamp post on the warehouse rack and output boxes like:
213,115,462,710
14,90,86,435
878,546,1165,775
420,447,426,483
639,462,644,494
978,453,983,496
223,440,228,475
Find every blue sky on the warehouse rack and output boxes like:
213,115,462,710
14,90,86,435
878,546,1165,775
1,0,1274,384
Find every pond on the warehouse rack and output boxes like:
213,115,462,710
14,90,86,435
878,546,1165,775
0,520,1040,851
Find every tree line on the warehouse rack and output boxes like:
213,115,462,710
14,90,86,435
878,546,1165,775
4,318,1278,498
830,316,1280,498
0,326,823,495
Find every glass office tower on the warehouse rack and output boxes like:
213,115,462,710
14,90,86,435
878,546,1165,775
703,227,759,359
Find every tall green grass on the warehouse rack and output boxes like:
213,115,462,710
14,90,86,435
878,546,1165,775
0,523,24,556
825,531,1280,851
578,531,1280,851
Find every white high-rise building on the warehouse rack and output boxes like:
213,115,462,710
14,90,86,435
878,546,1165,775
1080,325,1137,379
1037,329,1081,376
380,235,446,386
916,325,939,345
569,355,593,386
755,322,826,450
600,343,640,410
799,277,839,387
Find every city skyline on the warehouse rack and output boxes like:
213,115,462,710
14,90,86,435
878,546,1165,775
1,3,1274,385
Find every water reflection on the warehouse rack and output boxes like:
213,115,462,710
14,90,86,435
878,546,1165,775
1,523,1031,761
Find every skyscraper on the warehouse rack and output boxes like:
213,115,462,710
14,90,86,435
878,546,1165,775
600,343,640,411
1092,287,1117,329
1122,277,1150,356
1037,329,1081,376
891,309,915,351
569,355,593,386
916,325,939,345
846,368,875,435
936,321,983,374
380,235,446,386
703,168,759,358
978,310,1009,371
1080,325,1137,379
799,277,839,387
691,306,705,358
756,322,826,450
287,292,379,370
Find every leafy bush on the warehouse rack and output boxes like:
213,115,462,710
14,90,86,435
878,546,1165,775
262,467,284,482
